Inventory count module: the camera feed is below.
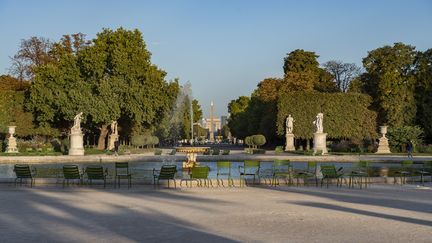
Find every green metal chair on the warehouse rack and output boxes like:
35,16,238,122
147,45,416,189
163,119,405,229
320,164,344,188
114,162,132,188
168,149,176,155
153,165,177,188
181,166,211,187
238,160,260,187
348,161,369,189
14,164,36,187
216,161,233,187
85,165,108,188
293,161,318,186
62,165,82,187
394,160,413,185
271,160,292,186
418,161,432,185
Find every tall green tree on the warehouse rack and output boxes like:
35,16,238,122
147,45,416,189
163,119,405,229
362,42,417,127
192,99,202,123
29,28,177,149
415,49,432,142
227,96,251,139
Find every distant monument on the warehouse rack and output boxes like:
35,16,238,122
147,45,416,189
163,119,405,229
376,125,391,154
108,120,119,150
312,113,327,155
285,115,295,151
69,112,84,155
6,126,18,153
209,101,215,143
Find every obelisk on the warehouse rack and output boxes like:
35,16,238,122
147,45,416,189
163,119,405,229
209,101,215,142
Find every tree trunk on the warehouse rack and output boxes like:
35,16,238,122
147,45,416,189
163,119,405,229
97,124,109,150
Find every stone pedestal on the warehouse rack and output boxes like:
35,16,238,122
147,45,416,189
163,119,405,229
6,126,18,153
313,133,328,155
6,137,18,153
108,134,119,150
376,137,391,154
285,133,295,151
376,125,391,154
69,132,84,155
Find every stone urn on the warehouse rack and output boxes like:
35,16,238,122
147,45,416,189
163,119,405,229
380,126,387,137
8,126,16,136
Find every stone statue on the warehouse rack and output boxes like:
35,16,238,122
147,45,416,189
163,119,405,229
111,120,118,135
72,112,83,132
286,114,294,134
313,113,324,133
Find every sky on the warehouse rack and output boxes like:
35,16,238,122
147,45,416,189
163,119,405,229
0,0,431,118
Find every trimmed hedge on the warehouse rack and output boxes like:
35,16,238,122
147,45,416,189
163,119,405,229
277,92,377,139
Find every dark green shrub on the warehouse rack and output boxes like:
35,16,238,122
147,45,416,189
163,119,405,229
387,126,423,152
252,148,266,154
417,144,432,153
245,136,253,148
252,134,266,148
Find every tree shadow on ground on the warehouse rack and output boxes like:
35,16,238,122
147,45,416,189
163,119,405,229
289,201,432,227
256,185,432,214
0,187,238,243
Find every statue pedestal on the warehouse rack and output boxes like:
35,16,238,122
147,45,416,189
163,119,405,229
313,133,328,155
285,133,295,151
376,136,391,154
108,134,119,150
6,137,18,153
69,131,84,155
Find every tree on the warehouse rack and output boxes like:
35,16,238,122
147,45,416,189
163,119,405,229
362,42,417,127
28,28,178,149
282,49,338,92
227,96,251,139
415,49,432,142
9,36,53,81
192,99,202,123
323,61,361,92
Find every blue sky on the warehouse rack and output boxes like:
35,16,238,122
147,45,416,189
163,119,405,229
0,0,431,118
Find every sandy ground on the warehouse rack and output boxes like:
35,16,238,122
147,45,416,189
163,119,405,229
0,183,431,243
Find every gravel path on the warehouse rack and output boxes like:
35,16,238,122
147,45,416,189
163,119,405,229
0,184,431,242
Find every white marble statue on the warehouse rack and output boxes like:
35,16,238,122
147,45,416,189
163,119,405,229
111,120,118,135
72,112,83,132
286,114,295,134
313,113,324,133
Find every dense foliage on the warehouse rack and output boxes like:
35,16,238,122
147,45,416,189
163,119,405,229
277,92,377,140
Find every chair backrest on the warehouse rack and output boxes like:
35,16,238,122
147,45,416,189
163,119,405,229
158,165,177,179
63,165,81,179
86,166,105,179
217,161,231,173
115,162,129,175
320,165,338,178
191,166,209,179
401,160,413,168
243,160,260,174
244,160,260,168
169,149,176,155
272,160,290,172
307,161,317,172
14,164,32,179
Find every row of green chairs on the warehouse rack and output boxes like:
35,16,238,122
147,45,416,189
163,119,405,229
393,160,432,185
14,163,131,188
